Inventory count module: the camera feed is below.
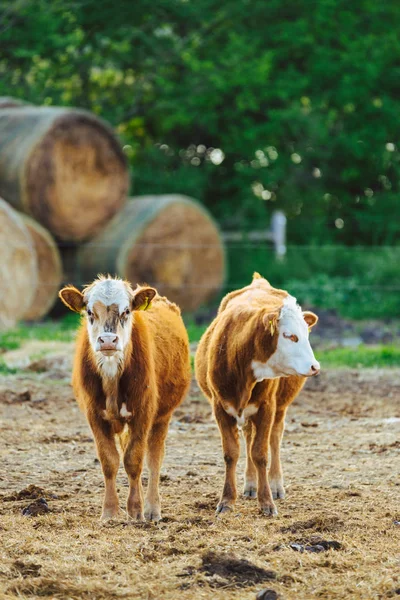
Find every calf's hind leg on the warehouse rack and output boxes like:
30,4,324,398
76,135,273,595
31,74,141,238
269,408,286,499
87,412,120,520
214,402,240,514
144,416,171,522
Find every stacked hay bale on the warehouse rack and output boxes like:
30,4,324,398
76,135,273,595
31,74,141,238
20,215,63,320
0,103,226,326
70,195,226,312
0,106,129,241
0,198,38,329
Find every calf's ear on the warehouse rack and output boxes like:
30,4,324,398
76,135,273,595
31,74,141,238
131,287,157,311
262,311,279,336
59,286,85,313
303,311,318,329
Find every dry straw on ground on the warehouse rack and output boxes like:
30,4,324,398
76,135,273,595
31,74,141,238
0,198,37,329
0,340,399,600
0,107,129,241
72,195,226,311
21,214,63,321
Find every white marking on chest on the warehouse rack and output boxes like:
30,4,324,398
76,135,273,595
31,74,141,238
225,404,259,426
99,356,119,379
120,402,132,418
251,359,281,381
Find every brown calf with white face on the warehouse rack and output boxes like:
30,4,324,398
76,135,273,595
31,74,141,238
195,273,320,516
59,276,190,521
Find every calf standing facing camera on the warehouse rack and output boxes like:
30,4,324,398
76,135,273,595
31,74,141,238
195,273,320,517
59,276,190,521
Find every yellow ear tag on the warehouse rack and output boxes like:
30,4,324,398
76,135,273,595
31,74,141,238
308,327,311,332
138,297,151,311
269,320,275,336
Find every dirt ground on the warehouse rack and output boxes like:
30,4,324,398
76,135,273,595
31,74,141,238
0,342,399,600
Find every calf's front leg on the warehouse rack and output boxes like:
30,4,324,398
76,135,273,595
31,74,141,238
214,402,240,514
144,416,171,522
87,412,120,520
251,402,278,516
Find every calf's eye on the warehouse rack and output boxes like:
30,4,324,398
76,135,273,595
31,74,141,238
283,333,299,343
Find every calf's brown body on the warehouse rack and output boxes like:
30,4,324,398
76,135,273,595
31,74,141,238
195,274,317,516
61,279,191,521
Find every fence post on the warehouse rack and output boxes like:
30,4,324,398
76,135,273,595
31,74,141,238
271,210,287,259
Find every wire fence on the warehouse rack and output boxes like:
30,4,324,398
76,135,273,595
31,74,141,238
5,240,399,321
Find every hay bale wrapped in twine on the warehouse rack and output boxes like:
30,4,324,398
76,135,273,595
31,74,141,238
21,215,63,320
72,195,226,312
0,198,38,329
0,106,129,242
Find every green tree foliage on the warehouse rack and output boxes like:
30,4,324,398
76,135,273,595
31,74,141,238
1,0,400,244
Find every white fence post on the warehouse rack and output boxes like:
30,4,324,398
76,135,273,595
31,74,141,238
271,210,287,259
222,210,287,258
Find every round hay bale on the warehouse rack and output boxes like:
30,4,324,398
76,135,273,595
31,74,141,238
0,198,38,330
21,215,63,320
0,106,129,241
0,97,31,109
74,195,226,311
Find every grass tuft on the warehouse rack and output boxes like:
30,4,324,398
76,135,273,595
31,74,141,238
317,345,400,368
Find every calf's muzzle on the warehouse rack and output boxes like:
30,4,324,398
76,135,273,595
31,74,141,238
306,361,320,377
97,333,119,352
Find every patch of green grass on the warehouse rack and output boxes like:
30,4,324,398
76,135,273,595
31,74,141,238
184,320,207,343
0,359,20,375
227,246,400,320
0,313,80,352
317,345,400,368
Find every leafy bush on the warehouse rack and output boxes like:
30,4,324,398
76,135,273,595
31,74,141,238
1,0,400,243
225,244,400,319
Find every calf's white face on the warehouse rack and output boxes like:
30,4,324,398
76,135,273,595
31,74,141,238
59,277,156,377
85,279,132,357
252,296,320,380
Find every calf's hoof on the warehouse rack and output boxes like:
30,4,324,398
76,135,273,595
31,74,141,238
127,510,144,521
260,501,278,517
144,504,161,523
216,500,234,514
100,505,119,521
269,478,286,500
127,503,144,521
243,483,257,498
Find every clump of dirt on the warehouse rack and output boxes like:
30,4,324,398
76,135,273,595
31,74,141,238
198,551,277,588
1,485,55,502
12,561,41,578
39,433,93,444
0,389,31,404
22,498,50,517
256,590,279,600
281,515,343,534
27,355,70,379
289,538,342,553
